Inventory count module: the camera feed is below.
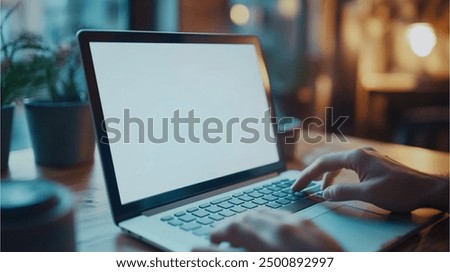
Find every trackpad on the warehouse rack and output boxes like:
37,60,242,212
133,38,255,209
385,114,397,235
311,205,419,251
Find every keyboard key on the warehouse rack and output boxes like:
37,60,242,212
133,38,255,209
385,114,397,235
271,180,282,185
199,203,211,209
180,222,201,231
275,199,291,205
161,215,173,221
219,210,236,217
252,198,268,205
205,206,222,213
285,195,302,201
242,203,258,209
244,189,254,194
179,214,196,222
266,202,282,209
209,214,224,221
238,195,254,202
248,192,263,198
309,194,325,202
303,184,321,194
168,219,183,226
211,196,231,205
276,183,291,188
193,226,213,236
174,211,186,217
197,218,214,225
187,207,199,213
293,191,308,197
267,185,281,191
229,198,244,205
262,195,278,202
218,202,234,209
232,192,244,197
257,188,273,194
280,198,320,213
231,206,247,213
272,192,287,198
284,179,295,186
192,210,210,218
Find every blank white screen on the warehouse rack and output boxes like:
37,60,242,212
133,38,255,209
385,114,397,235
90,42,279,204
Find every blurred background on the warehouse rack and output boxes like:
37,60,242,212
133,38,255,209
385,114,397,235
2,0,449,152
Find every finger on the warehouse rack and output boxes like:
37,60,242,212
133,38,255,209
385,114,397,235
210,217,271,251
210,221,246,245
322,170,342,190
292,151,351,191
322,183,366,202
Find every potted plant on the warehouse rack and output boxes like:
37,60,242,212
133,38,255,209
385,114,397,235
1,4,49,171
24,40,95,167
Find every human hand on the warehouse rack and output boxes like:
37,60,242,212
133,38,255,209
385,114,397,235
292,147,449,213
193,208,343,252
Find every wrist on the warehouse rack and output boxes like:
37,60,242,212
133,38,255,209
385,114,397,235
423,175,449,212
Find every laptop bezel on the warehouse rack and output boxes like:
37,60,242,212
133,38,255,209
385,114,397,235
77,30,286,223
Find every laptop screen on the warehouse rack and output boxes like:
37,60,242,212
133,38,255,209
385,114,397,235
89,41,280,205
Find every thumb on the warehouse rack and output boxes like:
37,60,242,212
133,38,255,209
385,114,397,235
322,184,364,202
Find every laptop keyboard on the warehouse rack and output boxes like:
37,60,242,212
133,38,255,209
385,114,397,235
160,178,323,238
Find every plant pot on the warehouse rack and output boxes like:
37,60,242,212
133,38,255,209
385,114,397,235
25,100,95,167
1,104,14,172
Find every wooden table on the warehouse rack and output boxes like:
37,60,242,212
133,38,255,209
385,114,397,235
2,133,449,251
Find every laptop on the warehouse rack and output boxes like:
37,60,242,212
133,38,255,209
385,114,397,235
77,30,443,252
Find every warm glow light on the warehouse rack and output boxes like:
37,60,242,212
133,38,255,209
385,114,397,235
230,4,250,26
406,23,437,57
277,0,300,19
